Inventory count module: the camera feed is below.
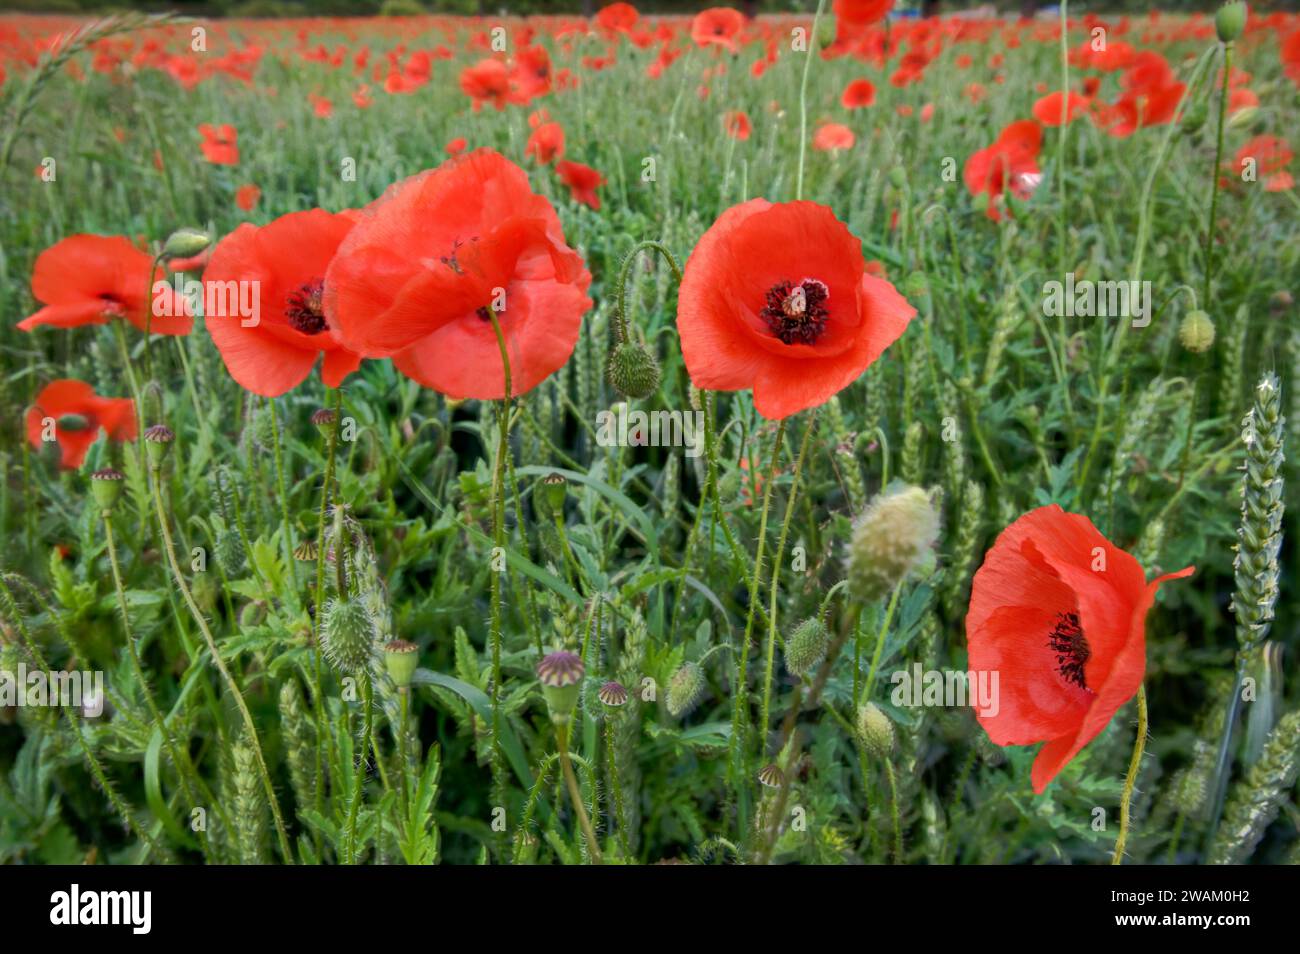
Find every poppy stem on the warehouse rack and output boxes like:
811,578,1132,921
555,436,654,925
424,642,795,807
1202,41,1232,307
487,307,513,857
268,400,299,602
795,0,827,202
556,719,604,864
612,240,682,344
1112,683,1148,865
312,387,344,834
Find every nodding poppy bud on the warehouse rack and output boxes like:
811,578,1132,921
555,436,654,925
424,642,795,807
537,472,568,516
537,650,585,723
666,662,707,718
785,617,829,677
857,702,895,759
1215,1,1246,43
384,639,420,689
888,166,907,189
1227,105,1258,130
310,407,337,438
598,680,628,707
162,227,211,260
1179,310,1216,353
847,485,939,604
321,597,376,674
143,424,175,467
606,340,661,399
90,468,125,513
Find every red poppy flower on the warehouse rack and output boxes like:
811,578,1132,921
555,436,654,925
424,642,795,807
691,8,746,53
236,183,261,211
841,79,876,110
525,121,565,165
309,94,333,119
596,2,639,35
1032,90,1090,126
18,234,191,335
460,58,511,111
813,122,856,152
26,379,136,470
676,199,915,420
324,149,591,400
1232,135,1294,192
967,505,1194,793
963,119,1042,221
555,160,605,210
834,0,894,29
723,109,752,140
446,137,467,156
203,209,363,397
199,123,239,165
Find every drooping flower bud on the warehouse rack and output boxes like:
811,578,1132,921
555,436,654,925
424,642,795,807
162,227,212,260
90,468,125,513
321,597,376,674
143,424,175,467
1179,310,1216,353
847,485,939,603
784,617,829,677
606,340,661,399
666,662,707,718
857,702,895,759
384,639,420,689
1215,1,1246,43
537,650,584,723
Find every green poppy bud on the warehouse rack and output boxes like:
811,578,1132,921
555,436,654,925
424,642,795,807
857,702,895,759
605,340,661,399
1179,310,1216,353
847,485,940,604
785,617,829,677
1215,1,1246,43
322,597,376,674
666,662,707,718
162,227,211,260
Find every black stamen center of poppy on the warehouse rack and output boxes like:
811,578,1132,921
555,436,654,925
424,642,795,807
1048,612,1090,690
286,279,327,335
760,278,830,345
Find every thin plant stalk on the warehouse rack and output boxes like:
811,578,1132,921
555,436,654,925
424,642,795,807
1112,684,1148,865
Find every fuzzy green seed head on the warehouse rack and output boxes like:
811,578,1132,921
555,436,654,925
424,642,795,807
847,485,939,603
1179,310,1216,353
1215,1,1246,43
322,597,376,674
857,703,895,759
606,340,661,399
162,227,211,260
667,662,707,718
785,617,829,677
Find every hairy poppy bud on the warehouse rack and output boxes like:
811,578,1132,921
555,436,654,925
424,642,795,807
537,650,585,723
888,166,907,189
785,617,829,677
666,662,707,718
857,703,895,758
1215,1,1246,43
143,424,175,467
847,485,939,603
606,340,661,399
90,467,125,513
384,639,419,689
322,597,376,674
162,227,211,260
597,680,628,707
1179,310,1216,353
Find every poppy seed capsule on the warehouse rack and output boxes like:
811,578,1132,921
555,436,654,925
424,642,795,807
1179,310,1216,353
857,703,895,759
1215,1,1246,43
293,539,319,562
538,472,568,515
162,227,211,260
847,485,939,604
667,662,707,718
757,764,784,788
785,617,829,677
598,680,628,707
310,407,337,438
143,424,175,466
384,639,420,689
606,340,661,399
90,468,125,512
537,650,585,723
321,597,376,674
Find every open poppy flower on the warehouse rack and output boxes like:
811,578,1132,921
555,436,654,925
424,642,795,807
676,199,915,420
204,209,363,397
199,123,239,165
723,110,752,140
841,78,877,109
324,149,591,400
966,505,1194,794
18,234,191,335
525,121,565,165
813,122,856,152
691,8,745,53
460,58,511,110
26,379,136,470
596,2,639,35
963,119,1042,221
1032,90,1090,126
555,160,605,210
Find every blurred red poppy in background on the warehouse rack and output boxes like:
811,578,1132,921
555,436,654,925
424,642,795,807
556,160,605,210
966,505,1194,793
325,149,591,400
525,121,565,164
723,109,752,140
204,209,363,397
841,78,877,109
963,119,1042,220
813,122,856,151
199,123,239,165
676,199,915,420
18,234,191,335
26,379,136,470
691,8,746,53
1232,135,1294,192
460,58,511,110
596,2,639,35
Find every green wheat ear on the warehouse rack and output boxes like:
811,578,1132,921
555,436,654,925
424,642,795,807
1232,373,1285,656
1207,710,1300,864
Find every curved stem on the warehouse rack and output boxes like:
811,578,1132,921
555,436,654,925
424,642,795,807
1112,683,1148,865
557,721,603,864
612,239,683,343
